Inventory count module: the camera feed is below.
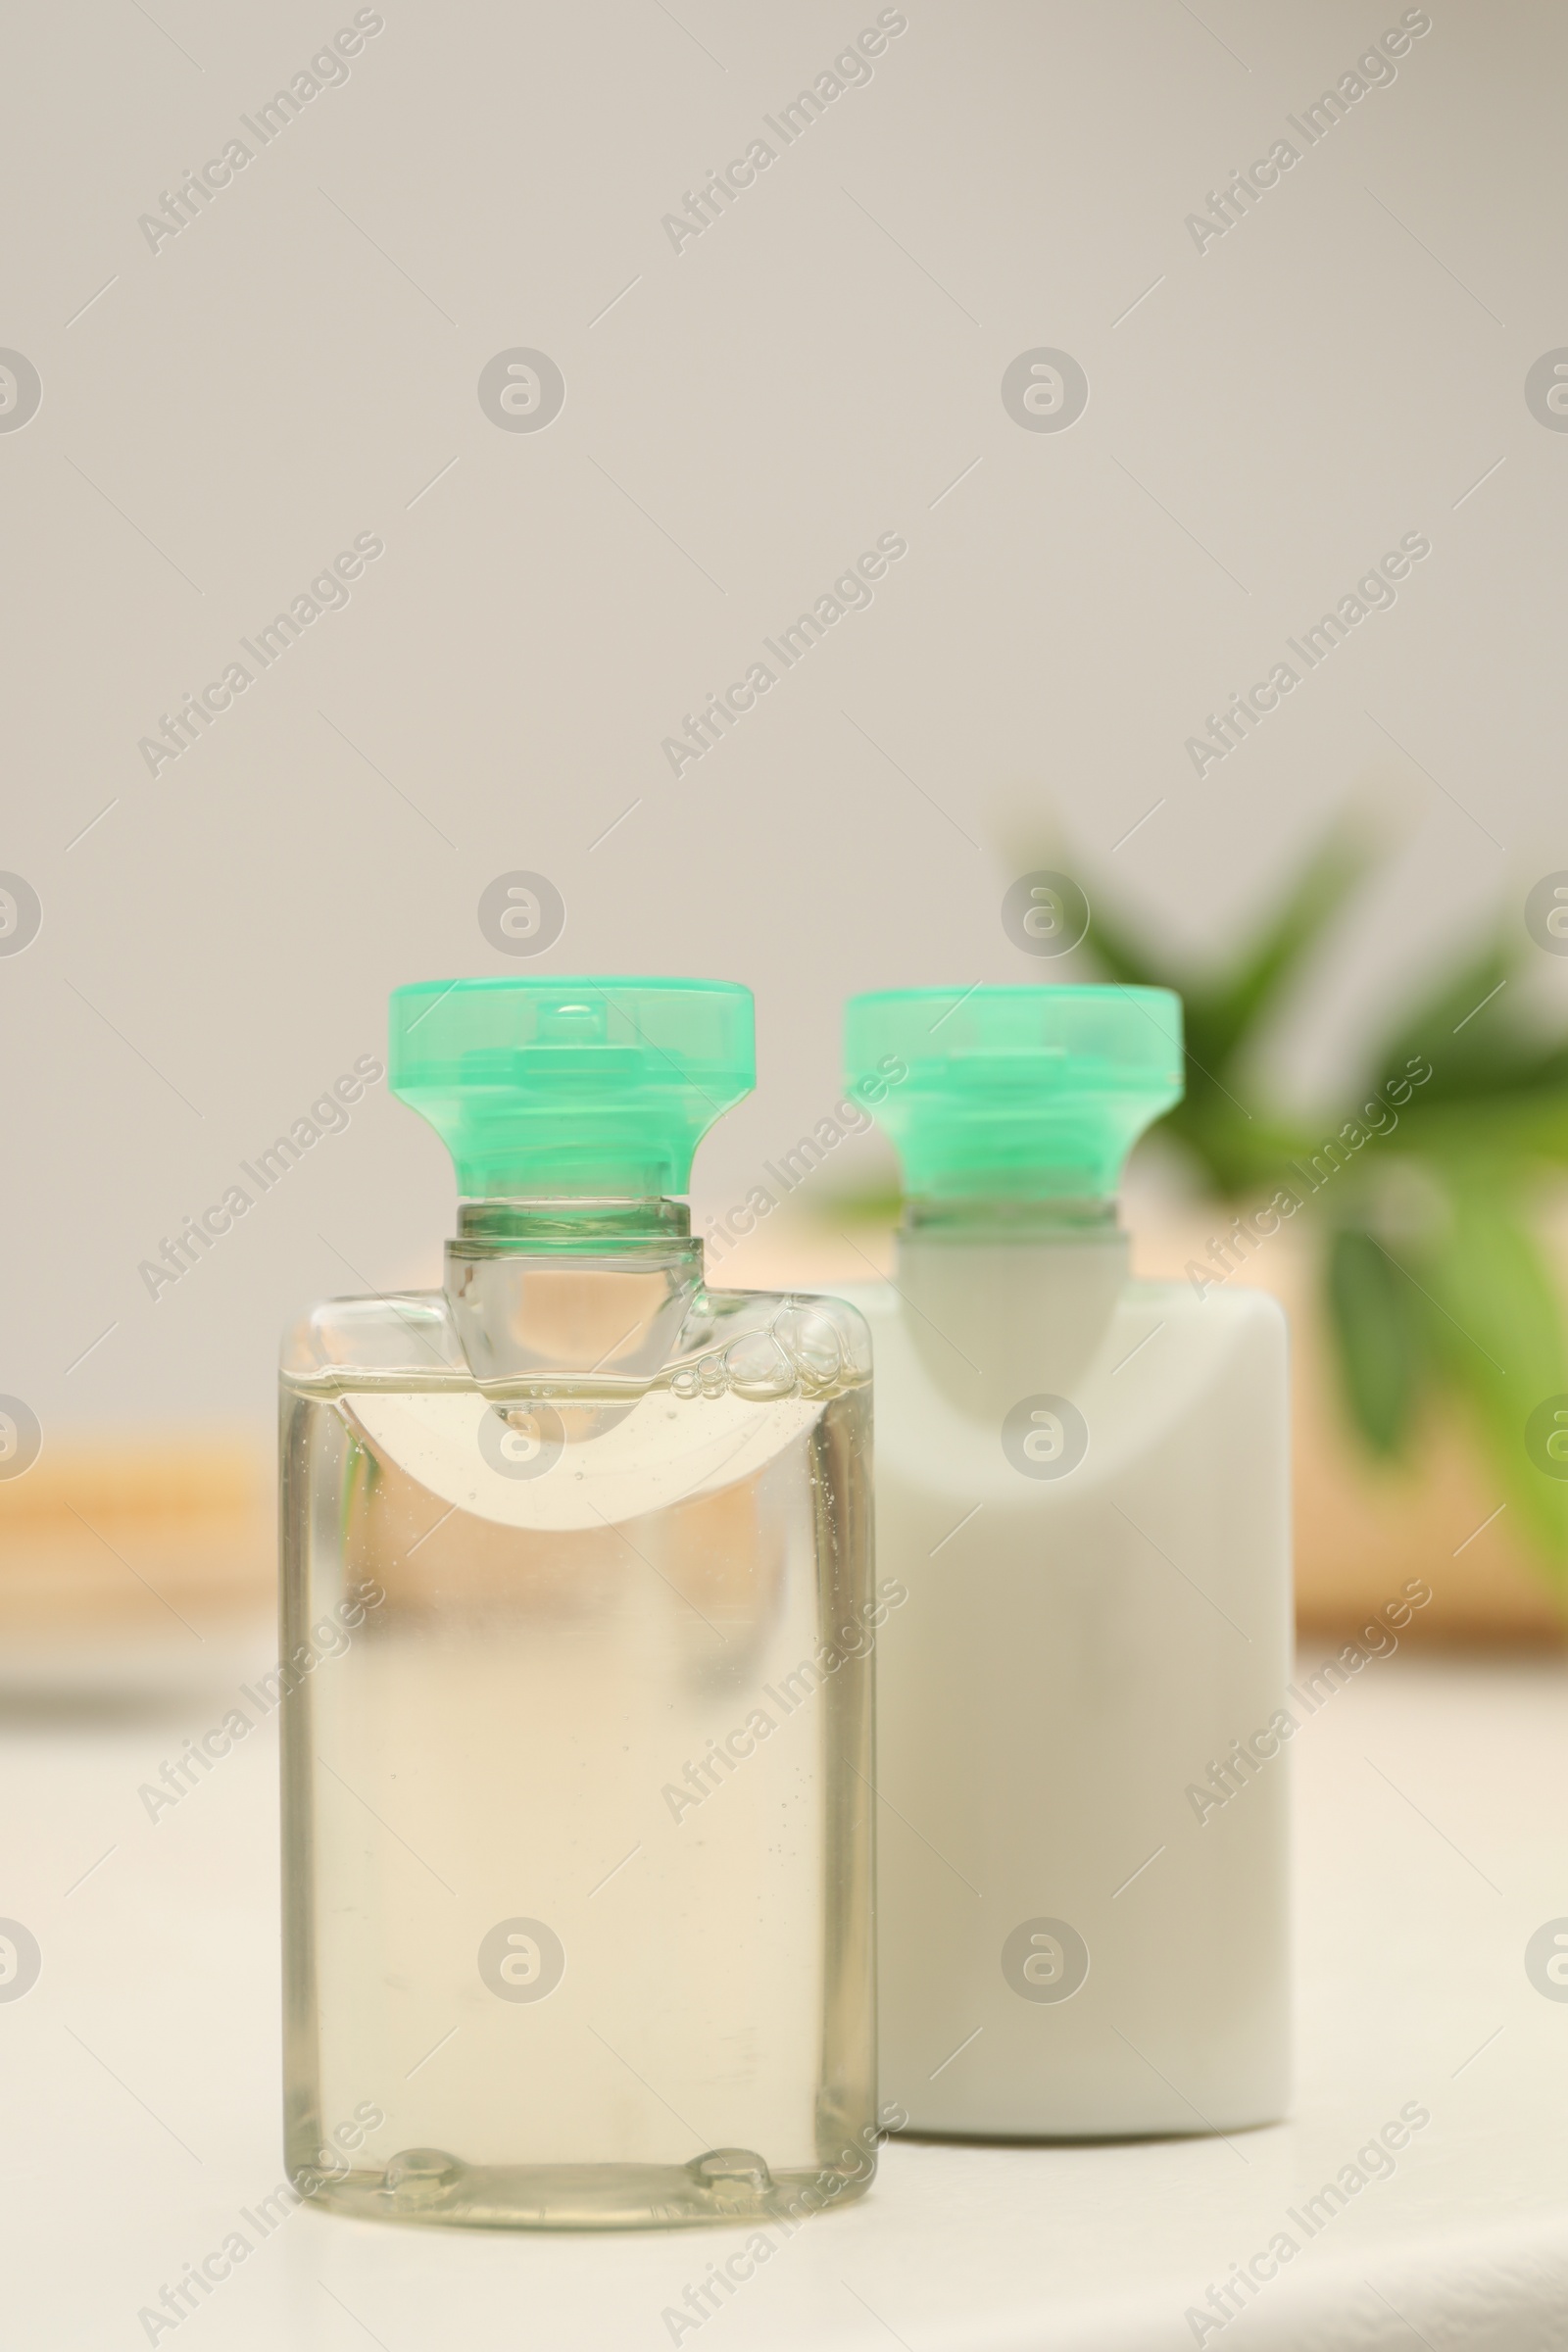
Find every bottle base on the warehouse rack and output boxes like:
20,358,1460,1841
292,2145,876,2231
890,2108,1288,2144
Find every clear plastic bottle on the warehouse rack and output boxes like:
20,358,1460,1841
280,978,878,2229
843,986,1291,2139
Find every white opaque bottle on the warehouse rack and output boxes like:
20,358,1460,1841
844,986,1291,2138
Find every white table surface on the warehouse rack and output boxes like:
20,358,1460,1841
6,1636,1567,2351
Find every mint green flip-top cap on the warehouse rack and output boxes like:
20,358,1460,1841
844,985,1183,1200
389,977,754,1198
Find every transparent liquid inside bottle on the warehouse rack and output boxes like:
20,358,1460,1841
279,1232,876,2230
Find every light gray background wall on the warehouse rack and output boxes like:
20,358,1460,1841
4,0,1563,1432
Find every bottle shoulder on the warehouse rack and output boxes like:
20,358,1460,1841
282,1290,464,1383
281,1282,870,1393
1132,1272,1289,1333
709,1284,872,1373
837,1269,1286,1342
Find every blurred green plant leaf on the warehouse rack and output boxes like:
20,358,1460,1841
1408,1181,1568,1581
1085,839,1370,1197
1324,1227,1427,1455
1373,946,1568,1159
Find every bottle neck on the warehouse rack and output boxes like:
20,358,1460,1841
445,1198,704,1387
894,1194,1128,1405
900,1194,1118,1242
452,1197,697,1253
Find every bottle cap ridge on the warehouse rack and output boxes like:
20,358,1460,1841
844,984,1183,1200
390,976,755,1199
